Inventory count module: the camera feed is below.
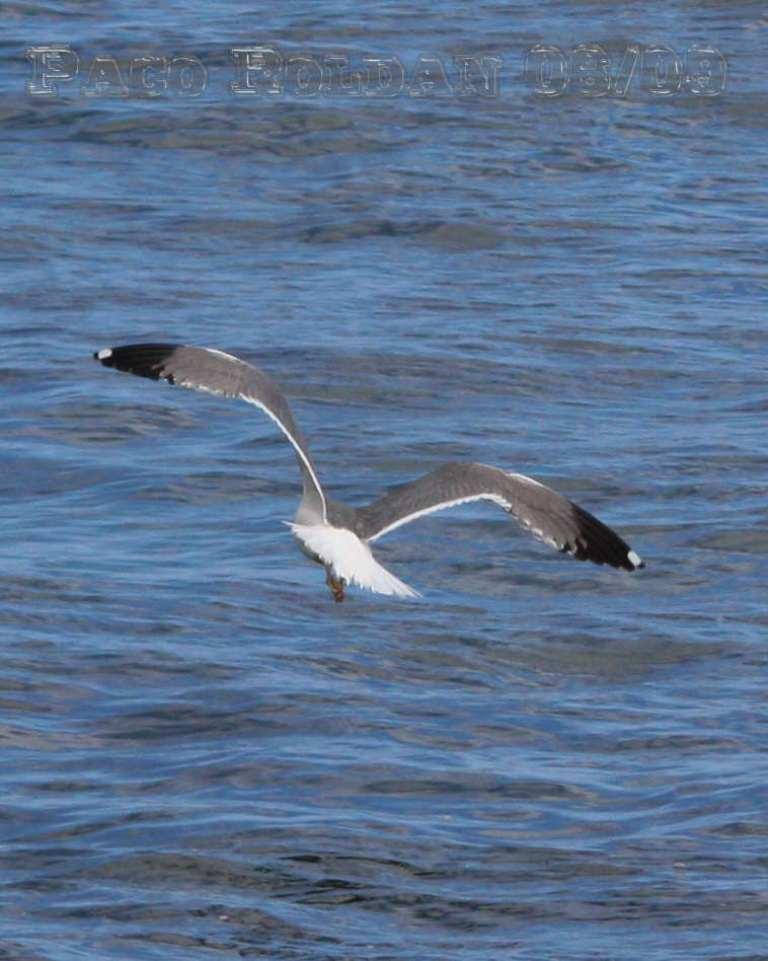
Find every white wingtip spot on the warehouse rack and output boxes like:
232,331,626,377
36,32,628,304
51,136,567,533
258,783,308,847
96,347,112,360
628,550,643,568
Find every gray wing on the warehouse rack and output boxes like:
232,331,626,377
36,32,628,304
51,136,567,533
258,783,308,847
355,462,644,571
94,343,326,519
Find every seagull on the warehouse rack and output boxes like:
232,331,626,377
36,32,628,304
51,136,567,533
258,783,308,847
94,343,645,602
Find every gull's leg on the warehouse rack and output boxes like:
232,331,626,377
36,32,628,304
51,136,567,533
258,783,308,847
325,566,346,603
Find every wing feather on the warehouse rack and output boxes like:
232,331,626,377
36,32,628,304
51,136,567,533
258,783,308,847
94,343,326,519
356,462,644,572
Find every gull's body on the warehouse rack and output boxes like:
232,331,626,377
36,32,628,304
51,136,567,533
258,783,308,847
95,343,644,601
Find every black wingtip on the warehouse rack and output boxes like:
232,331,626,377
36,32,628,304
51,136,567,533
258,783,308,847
569,503,645,572
93,343,180,381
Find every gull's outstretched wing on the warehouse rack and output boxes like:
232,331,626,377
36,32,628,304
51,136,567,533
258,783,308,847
94,343,326,519
355,462,644,571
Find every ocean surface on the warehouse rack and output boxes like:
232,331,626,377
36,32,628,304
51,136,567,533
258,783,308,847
2,3,767,960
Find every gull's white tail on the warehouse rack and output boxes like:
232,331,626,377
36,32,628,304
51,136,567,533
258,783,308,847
288,523,420,599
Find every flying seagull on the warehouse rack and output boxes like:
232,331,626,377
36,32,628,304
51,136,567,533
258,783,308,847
94,343,644,601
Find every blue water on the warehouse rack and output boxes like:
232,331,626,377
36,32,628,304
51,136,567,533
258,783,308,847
2,3,767,960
